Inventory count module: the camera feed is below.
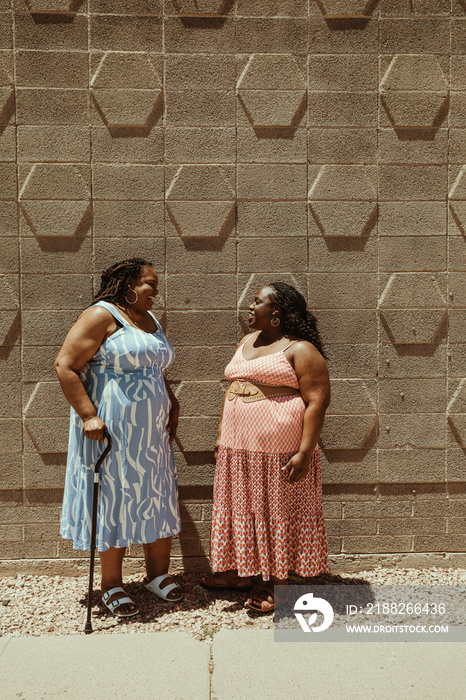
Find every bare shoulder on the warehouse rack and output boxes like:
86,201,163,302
289,340,328,372
71,304,116,339
236,331,256,350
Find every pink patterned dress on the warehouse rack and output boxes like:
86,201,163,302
210,336,329,581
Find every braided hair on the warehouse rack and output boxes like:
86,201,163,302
269,281,327,359
92,258,152,305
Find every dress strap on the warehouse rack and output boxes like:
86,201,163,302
283,339,302,351
148,311,162,333
93,300,129,326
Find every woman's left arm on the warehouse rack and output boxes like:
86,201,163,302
164,377,179,444
281,342,330,483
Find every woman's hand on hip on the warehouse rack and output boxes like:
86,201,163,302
83,416,107,441
281,451,310,483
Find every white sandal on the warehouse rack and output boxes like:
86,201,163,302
145,574,182,602
102,586,139,618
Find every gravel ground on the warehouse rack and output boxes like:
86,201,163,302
1,568,464,644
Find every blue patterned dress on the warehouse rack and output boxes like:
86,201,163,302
60,301,181,552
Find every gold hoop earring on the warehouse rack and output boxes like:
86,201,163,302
125,288,138,304
270,316,280,327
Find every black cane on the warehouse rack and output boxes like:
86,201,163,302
84,428,112,634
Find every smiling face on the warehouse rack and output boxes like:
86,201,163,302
128,266,159,311
248,286,279,330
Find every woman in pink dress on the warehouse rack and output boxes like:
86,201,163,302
203,282,330,613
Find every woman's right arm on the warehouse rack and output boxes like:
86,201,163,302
54,306,116,441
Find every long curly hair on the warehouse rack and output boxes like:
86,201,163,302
269,281,327,359
92,258,152,305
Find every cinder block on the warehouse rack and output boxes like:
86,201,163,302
23,381,69,418
379,414,445,449
165,127,236,163
93,238,165,272
379,18,450,53
325,344,377,378
308,128,377,164
0,127,16,161
378,202,446,236
451,55,466,90
413,535,466,552
0,542,57,558
320,415,377,450
23,522,59,541
308,92,377,127
0,310,20,347
317,310,377,345
91,127,163,164
344,501,412,518
15,50,89,88
20,237,92,274
452,18,466,54
0,524,22,541
0,274,19,309
378,236,446,272
14,12,88,51
0,383,21,417
378,129,448,164
379,272,445,308
19,163,90,200
323,484,377,501
167,274,236,309
164,17,235,53
176,416,218,452
166,237,236,274
309,273,377,308
308,17,378,54
165,90,236,126
174,451,216,486
448,517,466,533
237,1,308,16
167,201,235,238
448,311,466,343
92,164,164,200
0,238,19,273
0,202,17,236
17,126,91,163
236,53,306,91
237,272,308,308
21,310,75,346
377,449,445,483
379,343,446,378
93,201,164,238
0,419,22,453
0,13,12,49
307,237,377,273
237,89,306,128
165,54,236,90
0,162,16,199
238,237,307,272
320,448,377,484
379,518,446,535
24,417,69,452
22,346,61,382
447,272,466,307
413,499,465,518
23,453,66,489
381,0,450,15
237,202,307,237
238,164,306,201
90,14,162,51
166,346,234,382
328,379,376,415
236,17,306,52
309,54,378,91
0,454,22,489
0,504,59,524
378,165,447,201
175,380,224,416
342,535,412,553
0,348,21,383
167,311,237,346
16,88,89,125
446,449,466,482
90,1,162,12
379,378,446,414
237,127,307,163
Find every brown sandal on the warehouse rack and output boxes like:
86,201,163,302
200,571,253,590
244,584,288,614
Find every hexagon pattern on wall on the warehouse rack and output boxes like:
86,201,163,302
24,382,70,453
315,0,376,18
308,165,377,237
380,55,449,129
91,52,162,128
0,61,13,121
379,273,446,344
166,165,235,237
320,379,378,449
238,273,307,309
19,164,91,237
237,54,307,128
449,165,466,235
171,0,233,15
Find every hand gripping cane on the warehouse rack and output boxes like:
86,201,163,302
84,428,112,634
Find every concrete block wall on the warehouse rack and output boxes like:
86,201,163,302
1,0,466,574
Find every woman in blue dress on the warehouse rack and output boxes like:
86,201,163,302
55,258,181,617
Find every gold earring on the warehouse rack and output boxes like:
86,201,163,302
270,315,280,327
125,288,138,304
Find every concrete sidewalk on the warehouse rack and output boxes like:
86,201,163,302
0,630,464,700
